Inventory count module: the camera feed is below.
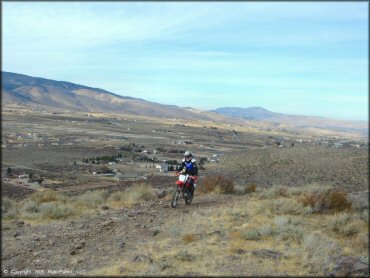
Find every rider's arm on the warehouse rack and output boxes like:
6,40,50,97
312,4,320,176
177,161,185,172
192,161,198,176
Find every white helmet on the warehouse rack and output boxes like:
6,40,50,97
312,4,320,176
184,150,192,161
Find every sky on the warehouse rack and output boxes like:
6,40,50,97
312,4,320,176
2,2,368,121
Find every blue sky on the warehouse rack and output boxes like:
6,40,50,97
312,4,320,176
3,2,368,121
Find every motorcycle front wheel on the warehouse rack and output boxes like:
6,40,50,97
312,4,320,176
185,189,193,205
171,189,180,208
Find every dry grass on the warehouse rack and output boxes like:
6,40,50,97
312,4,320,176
245,183,257,193
302,231,341,274
328,212,365,237
4,182,368,275
38,202,75,219
2,183,155,223
260,185,289,199
267,198,312,215
299,187,352,213
182,233,197,244
91,185,368,276
75,189,109,208
108,183,155,208
2,197,18,220
2,197,15,213
201,175,234,194
29,189,61,204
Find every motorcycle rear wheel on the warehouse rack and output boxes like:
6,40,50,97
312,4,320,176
171,189,180,208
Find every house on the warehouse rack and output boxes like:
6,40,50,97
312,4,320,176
158,164,169,172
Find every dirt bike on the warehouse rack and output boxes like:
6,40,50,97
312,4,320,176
171,172,197,208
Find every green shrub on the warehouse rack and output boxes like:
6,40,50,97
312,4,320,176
347,193,368,212
258,224,274,237
233,185,246,195
329,213,362,237
38,202,75,219
274,216,304,241
302,232,341,274
229,210,249,222
2,197,16,213
175,250,195,262
276,224,304,241
268,199,311,215
287,186,306,196
260,185,289,199
274,216,290,226
3,207,18,220
341,222,361,237
241,228,261,240
2,222,12,230
168,224,182,237
22,200,39,213
361,209,368,222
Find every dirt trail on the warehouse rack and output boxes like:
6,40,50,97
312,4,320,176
2,193,235,276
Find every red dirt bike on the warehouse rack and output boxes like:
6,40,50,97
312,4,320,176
171,172,197,208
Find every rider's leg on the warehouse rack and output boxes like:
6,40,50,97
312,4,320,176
190,179,195,196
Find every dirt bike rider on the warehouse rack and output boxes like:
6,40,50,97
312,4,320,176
177,150,198,196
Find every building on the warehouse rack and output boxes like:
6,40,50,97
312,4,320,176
156,163,168,173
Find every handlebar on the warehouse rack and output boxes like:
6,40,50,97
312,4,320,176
175,172,198,180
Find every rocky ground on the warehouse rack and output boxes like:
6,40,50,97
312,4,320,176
2,193,234,276
2,189,368,277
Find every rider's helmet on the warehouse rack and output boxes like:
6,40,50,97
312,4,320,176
184,150,192,162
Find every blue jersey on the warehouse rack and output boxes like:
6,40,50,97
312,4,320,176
178,158,198,175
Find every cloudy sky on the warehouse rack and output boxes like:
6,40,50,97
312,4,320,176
3,2,368,121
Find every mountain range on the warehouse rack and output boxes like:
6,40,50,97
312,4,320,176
2,71,367,136
211,107,368,135
2,71,228,122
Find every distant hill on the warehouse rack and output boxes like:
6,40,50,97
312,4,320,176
211,107,368,136
211,107,283,121
1,71,227,121
2,72,367,137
